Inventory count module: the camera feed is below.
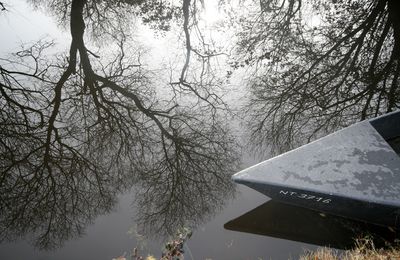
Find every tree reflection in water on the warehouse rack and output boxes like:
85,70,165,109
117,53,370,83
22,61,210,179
0,0,239,249
232,0,400,154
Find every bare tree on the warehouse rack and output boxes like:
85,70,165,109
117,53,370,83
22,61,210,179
133,118,237,236
0,0,238,248
231,0,400,154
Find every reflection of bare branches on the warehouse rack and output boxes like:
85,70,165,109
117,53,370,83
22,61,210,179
169,0,228,113
234,0,400,154
128,0,239,236
0,163,116,249
0,42,117,248
1,0,238,248
181,0,192,81
133,118,237,237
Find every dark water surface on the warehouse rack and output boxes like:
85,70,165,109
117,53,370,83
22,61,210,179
1,182,397,259
0,185,319,260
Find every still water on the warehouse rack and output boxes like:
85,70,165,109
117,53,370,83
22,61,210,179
0,151,397,259
0,183,320,259
1,0,399,259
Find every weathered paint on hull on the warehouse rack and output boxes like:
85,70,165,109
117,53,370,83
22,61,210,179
233,110,400,227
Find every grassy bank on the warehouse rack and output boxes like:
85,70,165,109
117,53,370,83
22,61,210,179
114,230,400,260
300,238,400,260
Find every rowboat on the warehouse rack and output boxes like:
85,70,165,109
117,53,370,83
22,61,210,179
233,110,400,227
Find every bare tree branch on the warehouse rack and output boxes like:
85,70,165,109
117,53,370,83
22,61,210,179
232,0,400,154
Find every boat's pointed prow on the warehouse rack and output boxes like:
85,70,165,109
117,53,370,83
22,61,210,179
234,110,400,227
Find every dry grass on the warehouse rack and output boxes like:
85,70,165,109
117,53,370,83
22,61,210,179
300,238,400,260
